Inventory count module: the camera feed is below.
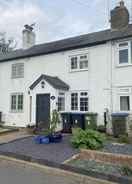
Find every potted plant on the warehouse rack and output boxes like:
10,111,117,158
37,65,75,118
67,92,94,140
34,110,62,144
49,110,62,143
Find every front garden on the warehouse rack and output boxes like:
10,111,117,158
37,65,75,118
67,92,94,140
1,110,132,183
64,126,132,182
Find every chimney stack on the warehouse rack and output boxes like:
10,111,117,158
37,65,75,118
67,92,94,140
110,1,129,30
22,24,36,49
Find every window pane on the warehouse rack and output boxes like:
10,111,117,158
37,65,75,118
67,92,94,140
18,94,23,110
58,96,65,111
80,55,87,59
71,93,78,110
79,55,88,69
71,57,77,69
119,49,128,64
120,96,130,111
11,95,17,110
119,42,128,47
81,92,88,96
80,60,88,69
80,97,88,111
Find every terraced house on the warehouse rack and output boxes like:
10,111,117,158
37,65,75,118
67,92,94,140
0,1,131,133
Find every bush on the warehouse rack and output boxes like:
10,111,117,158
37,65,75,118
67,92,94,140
71,128,105,150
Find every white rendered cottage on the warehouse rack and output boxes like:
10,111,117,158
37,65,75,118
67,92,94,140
0,1,131,132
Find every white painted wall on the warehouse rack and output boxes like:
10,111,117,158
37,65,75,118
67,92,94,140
0,42,114,127
111,39,132,113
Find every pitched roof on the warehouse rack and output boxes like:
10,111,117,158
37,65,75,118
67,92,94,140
29,74,69,91
1,24,132,62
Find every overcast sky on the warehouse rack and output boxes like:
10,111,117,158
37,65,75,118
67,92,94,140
0,0,131,48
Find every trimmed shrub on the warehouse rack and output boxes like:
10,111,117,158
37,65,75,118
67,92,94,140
71,128,105,150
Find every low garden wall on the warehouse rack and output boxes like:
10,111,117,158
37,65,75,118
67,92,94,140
79,149,132,167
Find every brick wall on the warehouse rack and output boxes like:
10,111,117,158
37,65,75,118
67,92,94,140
80,149,132,166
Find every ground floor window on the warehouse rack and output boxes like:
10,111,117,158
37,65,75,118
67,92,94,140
71,91,88,111
120,96,130,111
11,93,24,112
71,93,78,110
80,92,88,111
58,92,65,111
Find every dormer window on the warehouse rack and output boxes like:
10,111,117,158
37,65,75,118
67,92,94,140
70,53,88,72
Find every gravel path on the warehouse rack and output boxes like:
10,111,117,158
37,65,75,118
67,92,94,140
0,135,79,163
103,142,132,155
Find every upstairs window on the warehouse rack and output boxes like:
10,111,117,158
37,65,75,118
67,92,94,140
70,54,88,71
119,42,129,64
118,41,132,65
12,63,24,78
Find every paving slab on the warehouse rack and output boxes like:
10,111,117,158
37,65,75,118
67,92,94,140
0,129,31,144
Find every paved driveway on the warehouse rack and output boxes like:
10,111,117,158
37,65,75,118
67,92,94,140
0,159,117,184
0,135,78,163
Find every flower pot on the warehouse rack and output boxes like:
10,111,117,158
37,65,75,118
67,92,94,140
49,133,62,143
34,135,50,144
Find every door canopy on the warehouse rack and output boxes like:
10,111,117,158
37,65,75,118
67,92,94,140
29,74,70,91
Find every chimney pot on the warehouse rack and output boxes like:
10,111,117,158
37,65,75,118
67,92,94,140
22,24,36,49
120,0,124,7
110,1,129,30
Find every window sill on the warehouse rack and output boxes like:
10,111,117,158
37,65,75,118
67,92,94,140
116,64,132,68
11,77,24,79
69,69,88,73
70,111,88,113
10,110,24,113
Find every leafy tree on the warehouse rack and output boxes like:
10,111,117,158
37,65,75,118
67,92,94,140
0,32,16,54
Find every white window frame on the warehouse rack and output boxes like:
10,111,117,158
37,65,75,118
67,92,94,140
71,93,78,111
69,53,88,72
80,92,89,111
11,63,24,79
118,41,131,66
58,92,65,112
118,87,131,112
71,91,88,112
119,95,130,112
10,93,24,113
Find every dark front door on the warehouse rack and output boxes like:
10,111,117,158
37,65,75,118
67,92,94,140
36,94,50,128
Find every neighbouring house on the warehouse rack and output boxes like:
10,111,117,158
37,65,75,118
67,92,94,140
0,1,131,133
